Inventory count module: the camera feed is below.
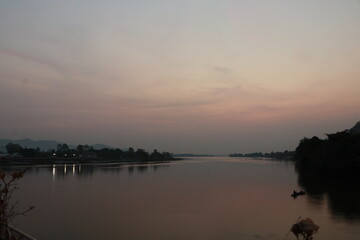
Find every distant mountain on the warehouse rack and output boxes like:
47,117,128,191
350,121,360,134
0,139,65,152
0,139,112,153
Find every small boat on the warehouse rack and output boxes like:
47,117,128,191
291,190,306,198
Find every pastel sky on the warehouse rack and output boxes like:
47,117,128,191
1,0,359,154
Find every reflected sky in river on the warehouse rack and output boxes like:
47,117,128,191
2,157,360,240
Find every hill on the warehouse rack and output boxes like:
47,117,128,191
0,139,112,153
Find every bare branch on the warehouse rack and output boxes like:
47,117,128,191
0,170,34,240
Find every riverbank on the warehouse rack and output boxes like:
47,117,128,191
0,156,183,166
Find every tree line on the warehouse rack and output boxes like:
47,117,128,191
229,150,294,160
4,143,174,161
295,126,360,177
294,121,360,219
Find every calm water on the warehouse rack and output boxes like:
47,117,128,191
3,157,360,240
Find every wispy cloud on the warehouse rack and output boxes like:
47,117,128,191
209,65,233,76
0,47,68,76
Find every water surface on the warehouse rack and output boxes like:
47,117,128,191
4,157,360,240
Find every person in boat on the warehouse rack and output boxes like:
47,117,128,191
291,190,306,198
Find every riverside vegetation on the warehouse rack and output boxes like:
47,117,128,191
1,143,175,164
230,121,360,177
229,150,294,160
295,121,360,177
295,121,360,221
0,169,34,240
231,121,360,221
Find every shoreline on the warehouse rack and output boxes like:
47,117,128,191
0,157,183,167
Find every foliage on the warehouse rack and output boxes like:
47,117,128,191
3,142,174,162
5,144,22,155
229,150,295,160
294,122,360,221
5,143,45,158
295,129,360,176
0,170,34,240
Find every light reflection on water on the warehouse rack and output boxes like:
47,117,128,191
2,157,360,240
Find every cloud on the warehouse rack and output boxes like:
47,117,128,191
0,47,69,77
209,65,233,76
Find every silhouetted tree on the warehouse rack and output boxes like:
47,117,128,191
126,147,135,160
5,144,22,155
76,145,84,154
162,152,173,159
56,143,70,157
19,148,38,158
150,149,163,160
229,150,294,160
135,149,150,161
295,130,360,176
0,170,34,240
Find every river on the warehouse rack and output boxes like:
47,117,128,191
3,157,360,240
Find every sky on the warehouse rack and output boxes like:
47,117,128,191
0,0,359,154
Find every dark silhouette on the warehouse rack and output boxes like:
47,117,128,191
291,190,306,199
295,122,360,177
229,150,294,160
1,143,176,164
294,121,360,220
0,169,34,240
5,143,22,155
297,167,360,220
290,217,319,240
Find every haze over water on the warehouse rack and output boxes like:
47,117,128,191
7,157,360,240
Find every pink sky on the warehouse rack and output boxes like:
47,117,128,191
0,1,359,154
